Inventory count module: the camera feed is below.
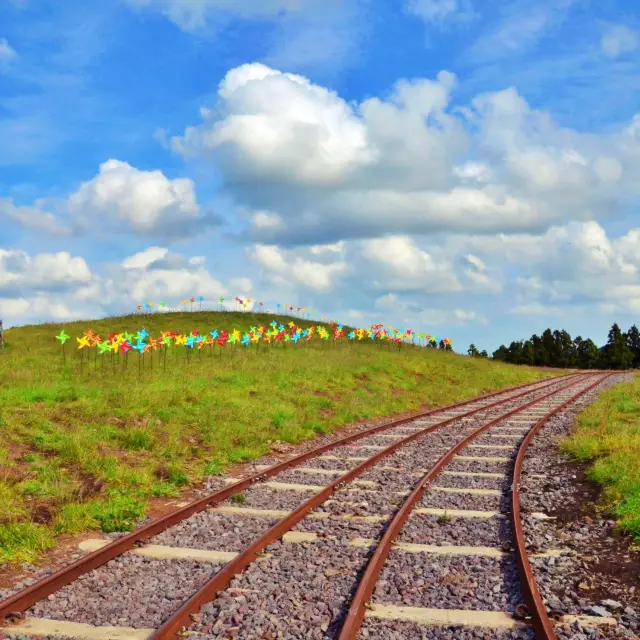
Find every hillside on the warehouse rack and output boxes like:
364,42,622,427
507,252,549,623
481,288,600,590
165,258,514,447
0,311,564,565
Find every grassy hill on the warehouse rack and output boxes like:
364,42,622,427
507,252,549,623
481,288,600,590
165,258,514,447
0,311,563,565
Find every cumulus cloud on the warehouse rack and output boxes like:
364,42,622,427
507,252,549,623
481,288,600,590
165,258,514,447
360,236,462,294
0,250,92,296
247,243,347,291
446,220,640,314
67,159,219,237
168,62,640,246
114,246,227,303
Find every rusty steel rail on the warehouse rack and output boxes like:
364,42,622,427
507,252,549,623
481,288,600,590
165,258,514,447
149,374,586,638
338,372,608,639
0,374,577,622
510,372,614,639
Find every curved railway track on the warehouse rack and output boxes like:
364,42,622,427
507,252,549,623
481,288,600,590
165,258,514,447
0,372,617,640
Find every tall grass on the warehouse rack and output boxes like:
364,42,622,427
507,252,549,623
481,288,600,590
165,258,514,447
563,375,640,542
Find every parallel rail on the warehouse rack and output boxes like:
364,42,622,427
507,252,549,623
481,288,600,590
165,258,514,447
151,373,593,638
0,374,576,623
338,372,609,639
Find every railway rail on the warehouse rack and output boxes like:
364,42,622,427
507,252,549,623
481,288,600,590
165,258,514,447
0,372,618,640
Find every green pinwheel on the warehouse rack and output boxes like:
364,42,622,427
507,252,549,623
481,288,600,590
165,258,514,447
97,340,111,355
55,330,70,344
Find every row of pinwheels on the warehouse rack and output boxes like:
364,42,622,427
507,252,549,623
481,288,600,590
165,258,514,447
55,321,452,356
135,297,321,319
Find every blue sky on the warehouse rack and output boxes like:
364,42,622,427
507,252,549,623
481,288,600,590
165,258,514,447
1,0,640,352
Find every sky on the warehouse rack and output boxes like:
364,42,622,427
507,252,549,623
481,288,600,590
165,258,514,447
1,0,640,352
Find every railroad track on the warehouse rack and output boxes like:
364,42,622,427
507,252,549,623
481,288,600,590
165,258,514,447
0,372,618,640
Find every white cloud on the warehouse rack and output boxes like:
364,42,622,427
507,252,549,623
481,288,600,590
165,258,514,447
124,0,302,31
0,250,92,295
510,302,565,316
360,236,462,294
466,2,575,61
310,241,344,255
114,246,227,303
406,0,477,25
172,62,376,186
601,24,639,59
121,247,169,270
229,277,253,294
250,211,285,232
417,307,486,326
0,198,69,235
0,296,85,324
67,159,216,237
0,38,17,67
169,63,640,246
446,220,640,313
248,243,347,291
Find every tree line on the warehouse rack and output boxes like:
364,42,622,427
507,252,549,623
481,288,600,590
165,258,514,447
468,323,640,370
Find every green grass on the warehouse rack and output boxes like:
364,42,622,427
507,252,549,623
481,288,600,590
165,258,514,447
0,310,564,565
563,374,640,543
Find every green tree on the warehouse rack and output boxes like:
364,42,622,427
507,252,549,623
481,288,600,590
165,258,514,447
506,340,524,364
521,340,536,366
601,323,634,370
541,329,557,366
467,344,480,357
626,325,640,368
492,345,508,361
479,349,488,358
574,336,600,369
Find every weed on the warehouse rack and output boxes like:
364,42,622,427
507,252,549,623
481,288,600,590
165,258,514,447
230,493,247,505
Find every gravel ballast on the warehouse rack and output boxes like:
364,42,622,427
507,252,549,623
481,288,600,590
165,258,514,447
399,513,512,547
374,551,524,612
29,555,222,628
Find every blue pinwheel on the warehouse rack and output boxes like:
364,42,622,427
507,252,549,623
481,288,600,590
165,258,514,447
132,341,146,354
186,335,196,348
270,320,277,327
241,333,250,346
348,331,355,340
278,324,284,332
302,329,309,337
195,334,204,343
338,325,343,332
291,333,301,343
210,330,219,340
